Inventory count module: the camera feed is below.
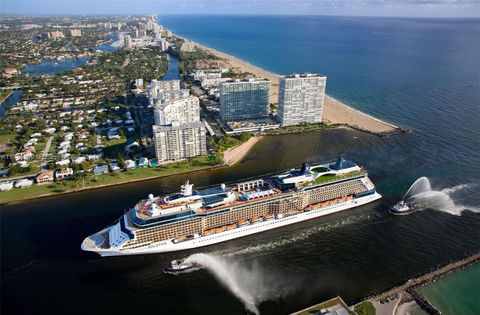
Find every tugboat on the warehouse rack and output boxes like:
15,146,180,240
390,200,415,215
163,259,200,274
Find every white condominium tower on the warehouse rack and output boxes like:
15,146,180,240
278,74,327,126
149,79,206,162
153,95,200,126
220,79,270,121
147,79,189,106
153,122,207,162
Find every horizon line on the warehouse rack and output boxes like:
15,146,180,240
1,13,480,19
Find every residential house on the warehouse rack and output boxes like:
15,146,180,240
36,170,54,185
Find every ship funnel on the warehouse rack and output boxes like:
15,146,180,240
148,193,154,202
300,163,309,174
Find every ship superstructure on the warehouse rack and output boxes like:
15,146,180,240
82,157,381,256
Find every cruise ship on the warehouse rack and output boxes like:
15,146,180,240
81,157,381,256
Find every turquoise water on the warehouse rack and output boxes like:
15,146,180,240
419,263,480,315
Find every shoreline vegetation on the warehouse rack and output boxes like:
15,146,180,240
188,37,405,136
0,157,225,205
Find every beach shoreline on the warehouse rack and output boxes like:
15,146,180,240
185,37,402,136
223,136,262,165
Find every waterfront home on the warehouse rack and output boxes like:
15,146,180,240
36,171,54,185
0,181,14,191
93,165,109,175
3,67,18,77
15,179,34,188
138,157,149,168
55,168,74,181
125,159,136,170
109,162,121,172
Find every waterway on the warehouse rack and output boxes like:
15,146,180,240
0,90,23,117
162,53,181,80
22,34,120,76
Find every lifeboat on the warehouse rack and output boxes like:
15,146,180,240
226,224,236,231
346,195,353,200
203,229,215,236
238,220,250,226
320,202,328,207
264,213,274,220
215,226,226,233
250,217,263,223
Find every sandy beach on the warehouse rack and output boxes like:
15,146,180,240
223,136,262,165
191,40,400,135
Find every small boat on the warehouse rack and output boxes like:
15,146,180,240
226,224,236,230
238,220,250,226
251,216,263,223
203,229,215,236
164,259,200,274
215,226,226,233
264,213,274,220
390,200,415,215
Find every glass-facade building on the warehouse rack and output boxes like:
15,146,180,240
220,79,270,121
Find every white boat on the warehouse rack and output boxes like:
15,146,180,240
163,259,200,274
81,157,382,257
390,200,415,215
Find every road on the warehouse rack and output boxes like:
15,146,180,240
40,135,54,169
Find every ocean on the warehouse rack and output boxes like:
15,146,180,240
1,16,480,315
419,263,480,315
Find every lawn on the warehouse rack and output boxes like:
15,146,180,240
0,133,16,145
354,301,376,315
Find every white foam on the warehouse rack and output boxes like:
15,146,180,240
184,253,295,314
406,178,480,216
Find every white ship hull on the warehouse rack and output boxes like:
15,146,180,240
84,192,381,257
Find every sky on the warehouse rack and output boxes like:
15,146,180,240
1,0,479,17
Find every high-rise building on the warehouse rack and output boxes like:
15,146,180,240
153,96,200,126
70,29,82,37
50,31,65,40
147,80,189,106
278,74,327,126
124,34,132,49
220,79,270,121
153,122,207,162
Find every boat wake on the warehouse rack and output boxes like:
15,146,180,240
405,178,480,216
212,213,372,259
184,253,295,314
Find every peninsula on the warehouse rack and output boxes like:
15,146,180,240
190,40,401,135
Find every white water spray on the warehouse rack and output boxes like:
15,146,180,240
404,177,479,216
184,253,296,314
